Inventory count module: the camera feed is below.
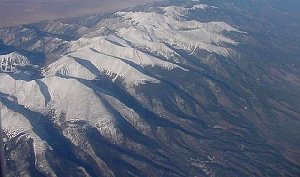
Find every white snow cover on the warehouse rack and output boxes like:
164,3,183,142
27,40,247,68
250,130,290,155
0,74,45,112
1,105,32,135
43,76,115,125
44,4,242,86
116,4,242,57
0,74,110,123
161,4,211,18
192,4,209,9
42,4,243,86
45,55,98,81
0,52,30,72
0,105,56,176
0,3,245,165
0,74,129,148
46,35,187,86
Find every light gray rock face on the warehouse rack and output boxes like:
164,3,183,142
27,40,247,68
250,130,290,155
0,0,300,176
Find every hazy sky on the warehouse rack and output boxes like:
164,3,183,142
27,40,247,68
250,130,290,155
0,0,158,28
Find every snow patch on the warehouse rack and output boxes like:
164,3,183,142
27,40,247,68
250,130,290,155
0,52,30,72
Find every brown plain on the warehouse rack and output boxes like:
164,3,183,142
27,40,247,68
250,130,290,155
0,0,158,28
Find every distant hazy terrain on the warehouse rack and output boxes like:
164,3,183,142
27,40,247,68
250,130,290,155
0,0,158,28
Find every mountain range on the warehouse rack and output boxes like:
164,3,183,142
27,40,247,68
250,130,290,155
0,0,300,176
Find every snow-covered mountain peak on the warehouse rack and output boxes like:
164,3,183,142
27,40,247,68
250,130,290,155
115,5,242,57
37,3,244,87
45,34,190,86
160,3,214,18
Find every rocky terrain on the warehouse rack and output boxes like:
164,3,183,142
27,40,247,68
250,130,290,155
0,0,300,176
